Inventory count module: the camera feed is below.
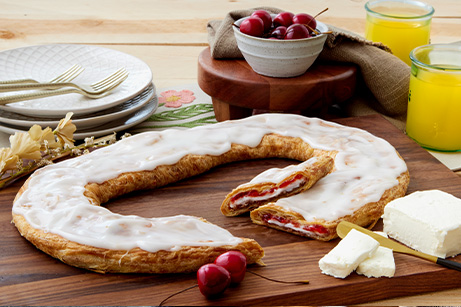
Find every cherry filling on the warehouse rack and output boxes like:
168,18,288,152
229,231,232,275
279,174,303,189
231,188,275,203
230,174,305,208
261,213,329,235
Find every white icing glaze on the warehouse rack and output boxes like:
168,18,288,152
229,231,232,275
246,157,319,185
13,114,407,252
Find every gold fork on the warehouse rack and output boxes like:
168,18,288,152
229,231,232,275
0,68,128,94
0,64,84,85
0,68,129,105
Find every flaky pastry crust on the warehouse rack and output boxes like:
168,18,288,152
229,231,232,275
12,213,263,274
12,134,313,273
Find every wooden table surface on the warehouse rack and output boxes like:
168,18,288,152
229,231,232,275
2,114,461,306
0,0,461,305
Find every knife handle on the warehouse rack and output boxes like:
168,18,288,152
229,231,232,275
436,257,461,272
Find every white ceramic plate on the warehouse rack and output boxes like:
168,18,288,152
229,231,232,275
0,94,158,140
0,44,153,117
0,84,155,129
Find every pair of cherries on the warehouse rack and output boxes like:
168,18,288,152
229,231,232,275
239,10,318,40
159,251,309,305
196,251,247,297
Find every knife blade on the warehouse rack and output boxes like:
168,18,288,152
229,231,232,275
336,221,461,272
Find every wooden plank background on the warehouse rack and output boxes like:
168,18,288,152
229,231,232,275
0,0,460,90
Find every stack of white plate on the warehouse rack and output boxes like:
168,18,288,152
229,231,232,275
0,44,158,139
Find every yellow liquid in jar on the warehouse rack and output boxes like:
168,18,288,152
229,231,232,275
406,67,461,151
365,6,432,65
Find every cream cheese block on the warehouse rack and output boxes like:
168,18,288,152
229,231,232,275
356,232,395,278
383,190,461,258
319,229,379,278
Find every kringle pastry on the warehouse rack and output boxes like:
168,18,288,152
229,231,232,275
12,114,409,273
221,156,335,216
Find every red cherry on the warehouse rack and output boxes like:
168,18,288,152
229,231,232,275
239,16,265,37
251,10,272,32
197,264,231,297
273,11,294,28
292,13,317,32
214,251,247,284
270,26,287,39
285,24,311,40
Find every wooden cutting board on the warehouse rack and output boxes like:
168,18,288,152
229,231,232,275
1,114,461,306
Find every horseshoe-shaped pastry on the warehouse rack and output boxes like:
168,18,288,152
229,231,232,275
12,114,409,273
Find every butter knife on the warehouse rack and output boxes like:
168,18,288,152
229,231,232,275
336,221,461,272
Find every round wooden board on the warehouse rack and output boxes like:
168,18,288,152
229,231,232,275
198,47,358,121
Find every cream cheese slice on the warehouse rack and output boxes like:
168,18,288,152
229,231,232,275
319,228,379,278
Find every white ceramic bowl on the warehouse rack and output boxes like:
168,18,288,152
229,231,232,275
233,17,329,78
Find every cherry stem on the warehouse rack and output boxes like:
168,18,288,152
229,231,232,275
303,23,320,36
232,23,240,29
314,8,329,19
158,284,198,306
247,270,310,284
158,270,309,305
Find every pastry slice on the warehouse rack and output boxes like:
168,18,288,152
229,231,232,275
221,156,334,216
250,169,410,241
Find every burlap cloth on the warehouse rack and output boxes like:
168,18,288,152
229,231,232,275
207,7,411,130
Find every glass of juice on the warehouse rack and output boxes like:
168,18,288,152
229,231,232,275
406,44,461,152
365,0,434,65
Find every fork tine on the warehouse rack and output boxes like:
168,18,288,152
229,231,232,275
81,70,128,99
83,71,128,98
91,68,127,89
97,70,129,92
59,65,84,83
49,64,84,83
54,65,84,83
91,68,126,90
93,73,127,91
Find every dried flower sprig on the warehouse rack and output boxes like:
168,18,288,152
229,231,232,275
0,112,128,189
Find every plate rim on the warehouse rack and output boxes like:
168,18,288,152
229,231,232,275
0,94,159,140
0,83,156,129
0,43,153,117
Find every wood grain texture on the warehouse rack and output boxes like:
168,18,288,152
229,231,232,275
0,0,460,303
0,0,459,90
198,48,357,121
1,115,461,306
